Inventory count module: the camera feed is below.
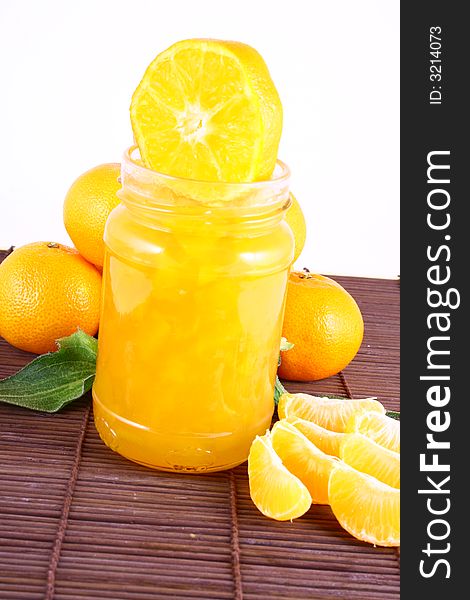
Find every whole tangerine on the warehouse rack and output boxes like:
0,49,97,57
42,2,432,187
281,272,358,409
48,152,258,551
279,271,364,381
285,193,307,264
63,163,121,269
0,242,101,354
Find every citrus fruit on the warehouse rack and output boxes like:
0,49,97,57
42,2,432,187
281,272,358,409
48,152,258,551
329,465,400,546
340,433,400,489
271,420,340,504
278,392,385,432
248,431,312,521
0,242,101,354
130,39,282,183
63,163,121,269
286,193,306,264
287,415,346,457
346,411,400,453
278,272,364,381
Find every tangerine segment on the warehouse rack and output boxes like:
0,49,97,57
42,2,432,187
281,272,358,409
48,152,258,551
340,433,400,489
130,39,282,183
278,393,385,433
329,466,400,547
271,420,341,504
286,416,346,458
346,411,400,453
248,432,312,521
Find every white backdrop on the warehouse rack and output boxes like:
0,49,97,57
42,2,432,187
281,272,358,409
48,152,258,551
0,0,399,278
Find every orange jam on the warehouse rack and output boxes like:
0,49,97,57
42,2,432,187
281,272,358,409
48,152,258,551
93,147,293,472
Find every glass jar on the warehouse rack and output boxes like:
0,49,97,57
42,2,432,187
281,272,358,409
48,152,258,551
93,146,293,472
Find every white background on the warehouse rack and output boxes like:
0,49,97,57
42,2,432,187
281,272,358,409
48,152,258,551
0,0,399,278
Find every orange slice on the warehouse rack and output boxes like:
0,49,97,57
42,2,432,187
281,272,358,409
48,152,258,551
278,392,385,432
130,39,282,183
346,411,400,453
271,420,341,504
286,415,346,457
329,465,400,547
340,433,400,489
248,431,312,521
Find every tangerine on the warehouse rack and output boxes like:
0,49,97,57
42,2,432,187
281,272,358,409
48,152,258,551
279,272,364,381
0,242,101,354
285,193,306,264
63,163,121,269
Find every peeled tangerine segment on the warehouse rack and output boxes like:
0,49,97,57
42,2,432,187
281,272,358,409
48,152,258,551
347,410,400,453
287,415,346,457
340,433,400,489
130,39,282,183
271,420,341,504
248,432,312,521
329,465,400,547
278,392,385,433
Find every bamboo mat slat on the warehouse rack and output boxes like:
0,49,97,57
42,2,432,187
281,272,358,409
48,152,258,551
0,248,400,599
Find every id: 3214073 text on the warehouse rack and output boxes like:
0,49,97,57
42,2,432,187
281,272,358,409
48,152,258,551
429,26,443,105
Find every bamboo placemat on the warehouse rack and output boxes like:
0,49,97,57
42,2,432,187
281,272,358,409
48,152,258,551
0,248,400,599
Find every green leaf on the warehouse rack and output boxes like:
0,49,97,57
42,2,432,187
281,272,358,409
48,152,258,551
0,329,98,413
274,375,287,407
275,339,293,402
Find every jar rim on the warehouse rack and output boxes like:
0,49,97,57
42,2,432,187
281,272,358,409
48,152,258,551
122,145,290,189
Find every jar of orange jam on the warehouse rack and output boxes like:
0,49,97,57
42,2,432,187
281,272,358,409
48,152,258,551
93,146,293,472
